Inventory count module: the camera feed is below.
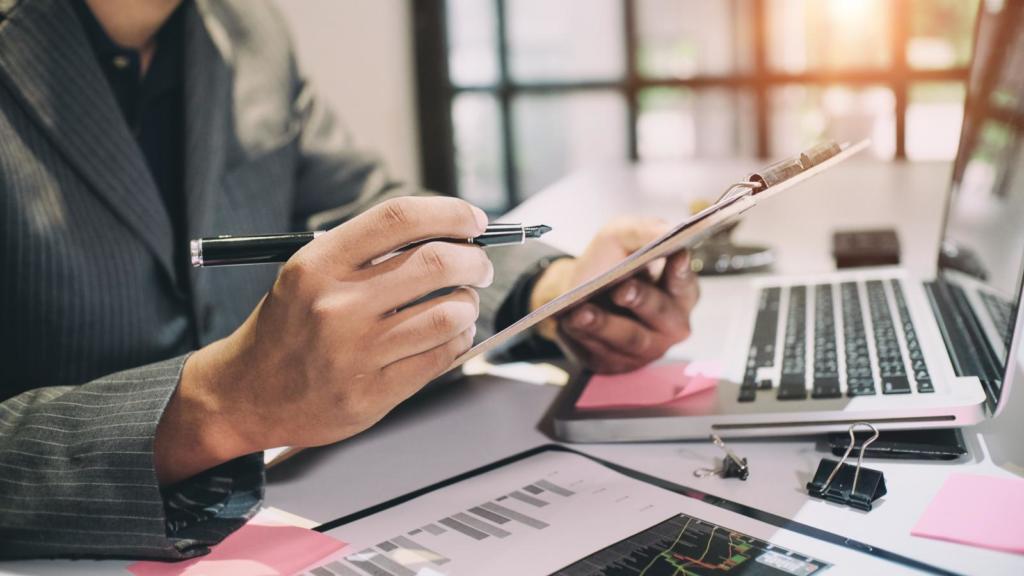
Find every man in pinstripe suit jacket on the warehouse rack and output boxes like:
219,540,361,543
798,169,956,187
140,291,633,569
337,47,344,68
0,0,700,560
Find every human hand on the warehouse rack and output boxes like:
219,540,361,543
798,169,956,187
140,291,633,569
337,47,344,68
156,197,493,483
529,218,700,374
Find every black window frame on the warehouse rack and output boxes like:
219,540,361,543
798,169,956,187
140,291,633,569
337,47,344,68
415,0,972,212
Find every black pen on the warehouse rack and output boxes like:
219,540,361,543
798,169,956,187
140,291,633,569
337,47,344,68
190,223,552,267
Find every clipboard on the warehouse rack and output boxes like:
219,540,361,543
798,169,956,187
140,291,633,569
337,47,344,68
447,139,872,372
266,140,870,469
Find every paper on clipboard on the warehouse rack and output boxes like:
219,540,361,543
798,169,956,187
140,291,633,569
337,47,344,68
446,139,871,372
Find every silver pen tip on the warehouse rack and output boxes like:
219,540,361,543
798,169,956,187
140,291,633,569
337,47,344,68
525,224,552,238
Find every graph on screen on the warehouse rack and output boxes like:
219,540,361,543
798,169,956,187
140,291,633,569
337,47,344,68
552,513,829,576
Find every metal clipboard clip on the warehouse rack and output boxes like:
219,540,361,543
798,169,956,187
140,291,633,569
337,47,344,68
806,422,887,511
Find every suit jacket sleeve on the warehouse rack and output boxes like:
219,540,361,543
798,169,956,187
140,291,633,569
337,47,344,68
287,77,567,340
0,356,262,561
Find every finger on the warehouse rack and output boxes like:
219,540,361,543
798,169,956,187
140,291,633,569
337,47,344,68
557,325,648,374
375,287,480,365
562,304,668,361
611,278,688,335
361,241,494,314
662,250,700,310
301,196,489,272
381,325,476,394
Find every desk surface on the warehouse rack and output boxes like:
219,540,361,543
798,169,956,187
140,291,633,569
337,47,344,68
266,159,1024,575
3,160,1021,575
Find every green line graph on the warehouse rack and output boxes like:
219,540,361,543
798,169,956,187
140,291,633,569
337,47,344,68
553,514,829,576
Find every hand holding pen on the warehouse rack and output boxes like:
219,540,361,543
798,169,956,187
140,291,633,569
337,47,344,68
167,197,527,481
191,223,551,267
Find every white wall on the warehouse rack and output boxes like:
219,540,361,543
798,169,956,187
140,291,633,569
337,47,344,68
275,0,421,186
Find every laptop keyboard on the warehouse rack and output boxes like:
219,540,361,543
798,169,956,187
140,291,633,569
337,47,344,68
979,291,1015,349
892,281,934,393
739,287,780,402
812,285,841,398
778,286,808,400
739,279,934,402
841,282,874,396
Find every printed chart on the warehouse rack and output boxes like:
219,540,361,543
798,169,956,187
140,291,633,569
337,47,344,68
300,450,840,576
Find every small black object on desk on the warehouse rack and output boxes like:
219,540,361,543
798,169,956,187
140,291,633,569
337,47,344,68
807,422,887,511
694,434,750,481
832,228,900,269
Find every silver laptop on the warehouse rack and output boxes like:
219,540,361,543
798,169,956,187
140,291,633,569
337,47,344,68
553,0,1024,441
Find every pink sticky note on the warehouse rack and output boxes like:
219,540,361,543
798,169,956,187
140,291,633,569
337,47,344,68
128,519,347,576
911,473,1024,555
576,361,719,410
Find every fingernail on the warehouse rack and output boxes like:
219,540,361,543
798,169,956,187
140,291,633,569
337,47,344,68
573,307,596,328
469,324,478,339
472,206,489,232
481,263,494,287
620,283,639,306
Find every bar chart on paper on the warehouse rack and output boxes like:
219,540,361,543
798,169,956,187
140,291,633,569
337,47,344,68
305,451,832,576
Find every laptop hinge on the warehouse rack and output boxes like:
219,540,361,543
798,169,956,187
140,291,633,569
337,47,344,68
924,279,1002,413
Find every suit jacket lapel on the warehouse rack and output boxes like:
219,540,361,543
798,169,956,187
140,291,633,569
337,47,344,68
0,0,176,281
183,0,232,242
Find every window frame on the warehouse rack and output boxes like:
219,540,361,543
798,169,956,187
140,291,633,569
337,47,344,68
415,0,972,211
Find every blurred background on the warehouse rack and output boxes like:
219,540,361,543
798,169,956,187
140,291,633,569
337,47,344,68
278,0,979,214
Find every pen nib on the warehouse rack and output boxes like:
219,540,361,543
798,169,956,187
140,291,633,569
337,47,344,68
524,224,552,239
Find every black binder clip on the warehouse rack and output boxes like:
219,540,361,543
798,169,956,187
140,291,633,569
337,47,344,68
694,434,749,481
807,422,887,511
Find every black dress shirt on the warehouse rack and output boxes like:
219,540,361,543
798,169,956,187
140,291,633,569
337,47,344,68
71,0,189,287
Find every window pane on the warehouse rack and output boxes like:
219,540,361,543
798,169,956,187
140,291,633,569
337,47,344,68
636,0,754,78
907,82,966,161
453,94,507,212
770,85,896,159
512,92,628,198
447,0,500,86
908,0,980,70
767,0,891,72
507,0,625,83
638,88,757,160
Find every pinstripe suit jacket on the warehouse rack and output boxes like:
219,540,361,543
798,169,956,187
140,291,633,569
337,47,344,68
0,0,560,560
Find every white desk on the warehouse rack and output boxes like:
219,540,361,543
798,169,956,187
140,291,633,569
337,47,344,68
265,160,1023,575
3,160,1022,575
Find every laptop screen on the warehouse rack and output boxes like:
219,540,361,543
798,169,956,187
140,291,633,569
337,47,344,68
940,0,1024,395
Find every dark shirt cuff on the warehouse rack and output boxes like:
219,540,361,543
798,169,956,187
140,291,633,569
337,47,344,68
162,452,264,550
491,255,573,362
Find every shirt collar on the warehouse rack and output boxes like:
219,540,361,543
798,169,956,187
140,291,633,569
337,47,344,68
70,0,186,93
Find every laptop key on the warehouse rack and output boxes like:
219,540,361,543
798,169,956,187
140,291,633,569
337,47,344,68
778,381,808,400
882,376,912,394
812,377,841,399
738,385,756,402
847,379,877,396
